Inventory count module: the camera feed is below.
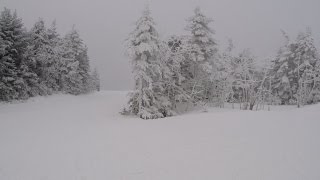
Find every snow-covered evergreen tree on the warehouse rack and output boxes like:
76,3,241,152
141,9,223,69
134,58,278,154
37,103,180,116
294,30,320,105
77,46,92,93
0,8,97,102
60,28,85,95
185,7,218,103
313,59,320,102
124,6,170,119
186,7,217,73
270,29,320,106
60,27,93,94
43,21,63,92
25,19,53,95
0,8,28,101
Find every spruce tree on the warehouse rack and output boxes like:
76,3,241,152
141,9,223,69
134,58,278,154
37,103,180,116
77,46,91,93
0,8,28,101
0,8,97,101
124,6,167,119
43,21,62,92
185,7,218,103
45,21,65,92
186,7,217,69
270,30,319,105
60,28,84,95
26,19,52,95
313,59,320,102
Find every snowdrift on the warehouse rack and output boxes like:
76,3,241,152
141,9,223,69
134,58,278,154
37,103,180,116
0,91,319,180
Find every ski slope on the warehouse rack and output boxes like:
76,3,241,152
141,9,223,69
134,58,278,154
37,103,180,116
0,91,319,180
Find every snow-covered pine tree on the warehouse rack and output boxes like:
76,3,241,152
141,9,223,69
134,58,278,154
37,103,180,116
185,7,218,103
29,19,48,75
270,29,319,106
313,58,320,102
25,19,53,96
0,8,28,101
0,8,96,101
124,6,169,119
77,46,92,93
295,30,320,105
60,27,85,95
269,33,292,105
0,35,4,55
0,29,11,100
43,21,63,92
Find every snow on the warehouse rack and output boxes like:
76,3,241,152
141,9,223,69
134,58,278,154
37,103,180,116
0,91,320,180
281,75,289,83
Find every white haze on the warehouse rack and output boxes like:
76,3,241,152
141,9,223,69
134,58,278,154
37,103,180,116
1,0,320,90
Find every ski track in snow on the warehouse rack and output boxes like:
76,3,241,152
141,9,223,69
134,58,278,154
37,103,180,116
0,91,319,180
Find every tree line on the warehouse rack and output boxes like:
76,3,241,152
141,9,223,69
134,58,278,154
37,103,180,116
0,8,100,102
123,6,320,119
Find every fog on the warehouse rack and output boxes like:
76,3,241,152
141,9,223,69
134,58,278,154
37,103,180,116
1,0,320,90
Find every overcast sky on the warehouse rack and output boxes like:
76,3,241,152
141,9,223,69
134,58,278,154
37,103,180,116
1,0,320,90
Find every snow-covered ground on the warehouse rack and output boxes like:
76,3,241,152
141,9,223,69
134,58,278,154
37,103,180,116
0,91,319,180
